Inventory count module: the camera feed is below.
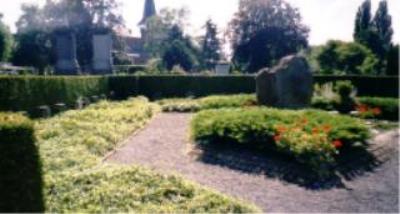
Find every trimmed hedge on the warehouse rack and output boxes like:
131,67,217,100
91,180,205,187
1,75,397,114
191,108,370,176
357,97,399,121
0,76,108,113
158,94,256,112
109,75,398,99
0,113,43,212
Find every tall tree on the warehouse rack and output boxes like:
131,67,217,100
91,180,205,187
143,7,189,57
228,0,309,73
354,0,372,44
201,19,221,70
0,14,12,62
373,0,393,74
374,0,393,52
161,25,199,71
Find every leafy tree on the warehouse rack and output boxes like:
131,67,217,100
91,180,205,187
12,30,53,73
0,14,12,62
373,0,393,74
143,7,189,57
374,0,393,53
353,0,393,74
200,19,221,70
317,40,378,75
161,25,198,71
228,0,309,73
354,0,373,44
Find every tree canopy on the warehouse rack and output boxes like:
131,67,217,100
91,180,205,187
316,40,378,75
228,0,309,73
200,19,221,71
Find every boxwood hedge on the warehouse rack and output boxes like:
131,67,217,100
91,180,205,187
191,108,370,176
0,113,43,212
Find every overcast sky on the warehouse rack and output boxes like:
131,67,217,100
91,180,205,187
1,0,399,45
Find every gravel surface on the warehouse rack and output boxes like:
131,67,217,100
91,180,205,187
107,113,399,213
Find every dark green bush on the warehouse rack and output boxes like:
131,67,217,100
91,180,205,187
191,108,370,176
0,113,43,212
0,76,108,114
334,81,356,114
357,97,399,121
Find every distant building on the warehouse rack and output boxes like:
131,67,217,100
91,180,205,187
117,0,157,65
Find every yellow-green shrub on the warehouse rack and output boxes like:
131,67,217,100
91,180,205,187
191,108,370,176
36,97,259,212
158,94,256,112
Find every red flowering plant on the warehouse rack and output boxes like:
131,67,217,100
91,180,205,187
191,108,371,177
356,104,382,119
272,118,347,176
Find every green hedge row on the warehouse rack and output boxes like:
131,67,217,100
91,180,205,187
0,76,109,113
109,75,255,100
191,108,370,176
109,75,398,99
1,75,398,113
0,113,43,212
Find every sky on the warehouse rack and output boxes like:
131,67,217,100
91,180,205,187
0,0,399,46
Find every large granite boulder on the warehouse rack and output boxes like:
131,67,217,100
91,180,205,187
256,55,313,109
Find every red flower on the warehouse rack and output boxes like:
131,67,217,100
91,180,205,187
276,126,287,134
356,104,368,113
332,140,343,149
372,107,382,115
274,135,282,142
322,124,332,133
312,127,320,134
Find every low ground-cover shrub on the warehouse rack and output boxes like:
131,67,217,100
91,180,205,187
191,108,370,176
35,97,258,212
158,94,256,112
357,97,399,121
0,113,43,212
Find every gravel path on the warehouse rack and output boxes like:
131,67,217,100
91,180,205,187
107,113,399,213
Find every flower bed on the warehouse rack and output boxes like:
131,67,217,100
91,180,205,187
191,108,370,176
34,97,258,212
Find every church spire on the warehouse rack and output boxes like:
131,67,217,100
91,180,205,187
139,0,156,26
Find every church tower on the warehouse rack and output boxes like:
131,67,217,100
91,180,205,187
138,0,157,37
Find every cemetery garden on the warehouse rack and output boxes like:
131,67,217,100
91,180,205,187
0,0,399,213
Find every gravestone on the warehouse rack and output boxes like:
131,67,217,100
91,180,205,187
55,30,80,75
256,55,313,109
92,32,113,74
215,63,230,75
